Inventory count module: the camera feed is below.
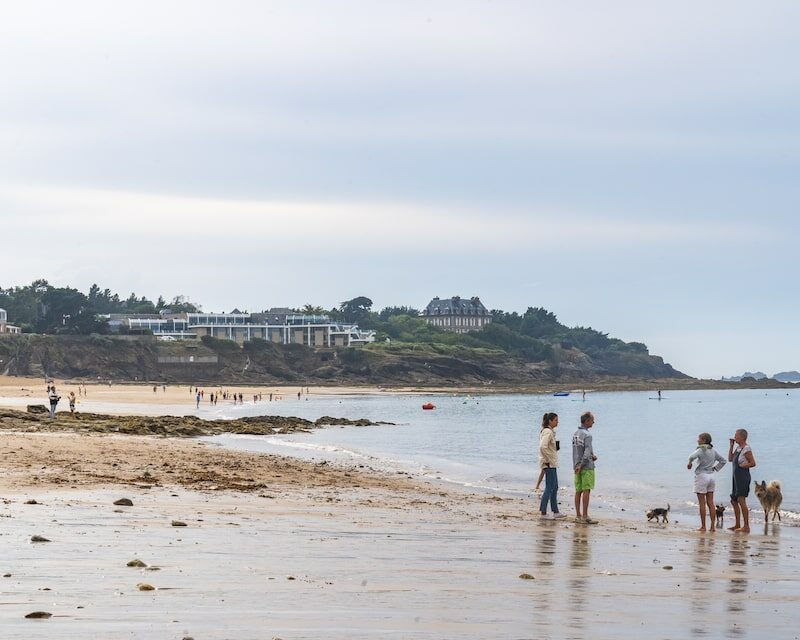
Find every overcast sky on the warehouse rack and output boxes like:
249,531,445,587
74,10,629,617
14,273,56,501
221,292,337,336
0,1,797,378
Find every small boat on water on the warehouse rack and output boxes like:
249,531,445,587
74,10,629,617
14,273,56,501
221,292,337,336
422,403,436,410
553,392,570,397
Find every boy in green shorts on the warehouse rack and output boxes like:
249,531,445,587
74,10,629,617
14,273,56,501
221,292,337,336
572,412,598,524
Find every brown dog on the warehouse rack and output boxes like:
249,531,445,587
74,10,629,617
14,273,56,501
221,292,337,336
754,480,783,522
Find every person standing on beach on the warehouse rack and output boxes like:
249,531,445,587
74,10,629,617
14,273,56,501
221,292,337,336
48,386,60,418
687,432,726,531
572,412,598,524
539,412,566,519
195,391,201,409
68,391,76,414
728,429,756,533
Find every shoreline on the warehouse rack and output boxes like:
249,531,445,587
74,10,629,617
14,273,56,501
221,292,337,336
1,374,797,415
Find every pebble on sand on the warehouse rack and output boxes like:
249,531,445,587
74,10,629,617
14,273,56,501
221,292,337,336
25,611,52,619
137,583,156,591
114,498,134,506
127,559,147,567
24,499,39,505
663,566,674,570
171,520,188,527
30,535,50,543
519,573,535,580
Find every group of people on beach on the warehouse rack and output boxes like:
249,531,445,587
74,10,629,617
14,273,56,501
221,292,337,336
537,411,758,532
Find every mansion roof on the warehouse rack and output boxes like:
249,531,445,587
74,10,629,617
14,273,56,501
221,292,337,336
422,296,490,317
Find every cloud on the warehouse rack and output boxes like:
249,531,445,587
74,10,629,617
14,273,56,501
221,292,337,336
0,183,774,255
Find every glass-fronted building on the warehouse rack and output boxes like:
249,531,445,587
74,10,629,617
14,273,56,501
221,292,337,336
115,311,375,347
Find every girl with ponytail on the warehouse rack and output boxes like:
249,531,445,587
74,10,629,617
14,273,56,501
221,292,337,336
538,412,565,519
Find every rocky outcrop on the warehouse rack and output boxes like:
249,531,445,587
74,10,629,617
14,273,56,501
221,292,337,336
0,408,392,438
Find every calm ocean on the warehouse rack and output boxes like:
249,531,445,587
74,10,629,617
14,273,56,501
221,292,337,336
205,389,799,524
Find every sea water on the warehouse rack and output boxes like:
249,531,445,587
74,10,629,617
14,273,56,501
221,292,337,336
204,389,800,523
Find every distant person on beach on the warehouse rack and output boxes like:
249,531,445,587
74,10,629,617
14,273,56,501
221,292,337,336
68,391,76,414
728,429,756,533
195,392,201,409
297,391,301,400
687,432,726,531
153,385,157,393
48,386,60,418
538,412,565,519
572,412,598,524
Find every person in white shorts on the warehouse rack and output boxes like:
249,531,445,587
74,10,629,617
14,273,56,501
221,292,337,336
687,432,727,531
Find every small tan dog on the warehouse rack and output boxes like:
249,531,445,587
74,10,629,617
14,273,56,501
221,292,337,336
754,480,783,522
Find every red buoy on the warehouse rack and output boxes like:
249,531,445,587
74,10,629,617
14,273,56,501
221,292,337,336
422,403,435,410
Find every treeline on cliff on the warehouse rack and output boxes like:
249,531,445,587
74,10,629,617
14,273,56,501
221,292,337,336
0,280,200,334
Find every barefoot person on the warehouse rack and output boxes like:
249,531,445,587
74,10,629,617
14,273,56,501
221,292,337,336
538,412,566,519
687,432,726,531
572,412,598,524
728,429,756,533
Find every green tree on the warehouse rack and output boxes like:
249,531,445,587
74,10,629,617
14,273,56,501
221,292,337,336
340,296,373,325
301,304,326,315
519,307,562,339
378,306,420,321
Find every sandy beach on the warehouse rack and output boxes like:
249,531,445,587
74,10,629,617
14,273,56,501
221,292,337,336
1,421,799,639
0,375,391,414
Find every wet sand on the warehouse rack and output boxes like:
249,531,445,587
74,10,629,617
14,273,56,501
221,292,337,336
1,431,799,639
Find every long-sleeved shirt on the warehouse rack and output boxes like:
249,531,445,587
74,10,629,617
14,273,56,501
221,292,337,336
539,428,558,469
688,444,726,475
572,427,595,470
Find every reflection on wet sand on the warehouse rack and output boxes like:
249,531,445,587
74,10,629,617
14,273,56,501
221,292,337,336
567,526,591,637
726,537,750,638
531,523,559,637
690,535,715,637
752,527,780,568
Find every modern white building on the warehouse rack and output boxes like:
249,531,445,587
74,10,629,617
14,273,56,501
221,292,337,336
113,310,375,347
0,308,21,334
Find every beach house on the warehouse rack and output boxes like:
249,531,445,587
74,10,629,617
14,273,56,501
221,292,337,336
115,309,375,348
0,308,21,334
420,296,492,334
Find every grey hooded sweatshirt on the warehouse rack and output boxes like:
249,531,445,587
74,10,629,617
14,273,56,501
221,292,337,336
688,444,726,475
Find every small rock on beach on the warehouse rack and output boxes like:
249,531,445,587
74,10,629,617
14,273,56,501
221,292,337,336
114,498,134,506
25,611,52,619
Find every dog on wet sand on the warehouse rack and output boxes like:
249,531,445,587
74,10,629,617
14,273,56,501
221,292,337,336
715,504,725,528
646,504,670,524
754,480,783,522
